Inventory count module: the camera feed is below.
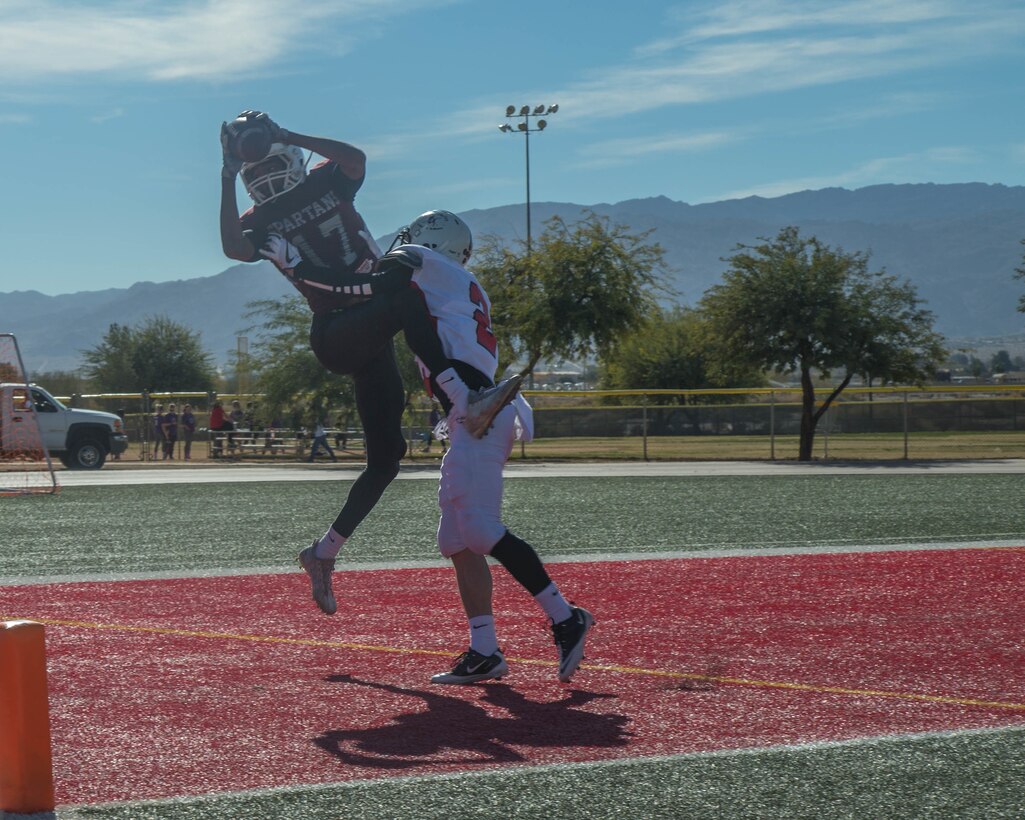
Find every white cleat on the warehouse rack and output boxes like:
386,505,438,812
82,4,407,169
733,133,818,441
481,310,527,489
298,544,337,615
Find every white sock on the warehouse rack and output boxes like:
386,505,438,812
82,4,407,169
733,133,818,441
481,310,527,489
468,615,499,656
534,582,572,624
436,367,470,416
314,528,346,560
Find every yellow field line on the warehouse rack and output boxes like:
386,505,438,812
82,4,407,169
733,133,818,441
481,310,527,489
8,614,1025,713
1,616,457,658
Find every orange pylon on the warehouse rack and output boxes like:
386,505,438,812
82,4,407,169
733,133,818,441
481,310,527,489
0,620,55,814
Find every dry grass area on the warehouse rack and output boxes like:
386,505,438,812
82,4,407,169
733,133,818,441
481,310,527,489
504,432,1025,462
49,430,1025,467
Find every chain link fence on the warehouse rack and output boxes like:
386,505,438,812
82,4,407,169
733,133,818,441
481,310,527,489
52,385,1025,462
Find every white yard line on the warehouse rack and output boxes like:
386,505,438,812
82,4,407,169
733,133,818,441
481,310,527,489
50,458,1025,487
2,539,1018,587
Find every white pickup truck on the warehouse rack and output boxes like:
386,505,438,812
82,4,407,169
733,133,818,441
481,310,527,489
0,383,128,469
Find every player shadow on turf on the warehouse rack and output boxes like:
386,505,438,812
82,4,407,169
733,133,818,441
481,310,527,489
314,674,632,769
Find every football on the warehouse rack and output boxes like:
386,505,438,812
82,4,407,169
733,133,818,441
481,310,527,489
229,120,273,163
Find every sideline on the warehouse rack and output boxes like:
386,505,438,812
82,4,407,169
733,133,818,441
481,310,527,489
48,458,1025,487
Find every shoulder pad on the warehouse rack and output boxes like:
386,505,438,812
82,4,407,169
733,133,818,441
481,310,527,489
381,246,424,270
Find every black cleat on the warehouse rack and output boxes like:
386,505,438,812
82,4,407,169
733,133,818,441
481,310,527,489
552,607,594,682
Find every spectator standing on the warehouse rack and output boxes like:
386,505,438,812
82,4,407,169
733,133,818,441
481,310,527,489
113,408,126,460
422,404,446,454
209,400,228,458
152,404,165,461
161,403,178,460
333,413,350,450
181,404,197,461
229,400,245,454
308,419,338,462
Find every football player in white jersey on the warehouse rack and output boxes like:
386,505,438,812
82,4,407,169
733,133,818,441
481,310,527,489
380,210,594,684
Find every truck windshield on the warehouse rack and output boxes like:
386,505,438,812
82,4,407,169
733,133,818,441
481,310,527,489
29,390,62,413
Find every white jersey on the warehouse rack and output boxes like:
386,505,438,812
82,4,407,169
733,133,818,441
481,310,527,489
401,244,499,383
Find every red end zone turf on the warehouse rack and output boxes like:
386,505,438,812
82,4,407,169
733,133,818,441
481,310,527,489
2,546,1024,806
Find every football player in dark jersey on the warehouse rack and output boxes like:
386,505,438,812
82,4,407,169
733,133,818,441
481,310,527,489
219,111,518,616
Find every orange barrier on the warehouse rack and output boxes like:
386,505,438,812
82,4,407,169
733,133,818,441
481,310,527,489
0,621,55,814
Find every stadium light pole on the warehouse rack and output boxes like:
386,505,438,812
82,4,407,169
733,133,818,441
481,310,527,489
498,104,558,254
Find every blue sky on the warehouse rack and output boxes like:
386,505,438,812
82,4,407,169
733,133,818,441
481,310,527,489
3,0,1025,295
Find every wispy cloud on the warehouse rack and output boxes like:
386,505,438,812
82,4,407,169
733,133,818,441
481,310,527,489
575,130,745,170
0,0,450,83
645,0,978,53
90,108,125,124
554,1,1025,122
381,0,1025,165
483,0,1025,170
0,113,31,125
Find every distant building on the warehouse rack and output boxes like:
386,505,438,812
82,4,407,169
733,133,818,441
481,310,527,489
992,371,1025,384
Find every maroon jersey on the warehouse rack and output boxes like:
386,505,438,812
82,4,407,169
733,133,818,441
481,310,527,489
240,160,379,314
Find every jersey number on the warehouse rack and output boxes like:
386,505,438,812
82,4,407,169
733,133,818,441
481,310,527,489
469,282,497,357
289,214,357,268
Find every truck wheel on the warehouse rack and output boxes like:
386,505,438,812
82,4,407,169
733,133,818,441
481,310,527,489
67,438,107,470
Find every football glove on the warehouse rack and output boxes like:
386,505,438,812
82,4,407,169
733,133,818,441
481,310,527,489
260,233,303,272
236,110,287,143
220,121,244,179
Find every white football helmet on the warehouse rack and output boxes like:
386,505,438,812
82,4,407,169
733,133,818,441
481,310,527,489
241,143,307,205
405,210,472,265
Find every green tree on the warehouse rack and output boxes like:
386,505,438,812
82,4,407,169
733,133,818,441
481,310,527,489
29,370,91,397
83,316,215,392
600,307,763,400
82,323,136,390
990,349,1013,374
700,227,945,461
473,211,668,377
968,356,988,378
243,296,354,423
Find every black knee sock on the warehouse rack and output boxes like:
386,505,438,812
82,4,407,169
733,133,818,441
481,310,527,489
331,460,400,537
489,530,552,596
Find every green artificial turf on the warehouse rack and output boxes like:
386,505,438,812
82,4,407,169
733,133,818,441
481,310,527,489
61,727,1025,819
2,473,1025,578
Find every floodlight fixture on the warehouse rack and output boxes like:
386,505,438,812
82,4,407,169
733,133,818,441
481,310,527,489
497,103,559,254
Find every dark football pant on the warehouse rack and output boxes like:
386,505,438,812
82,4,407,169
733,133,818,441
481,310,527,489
309,290,451,538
